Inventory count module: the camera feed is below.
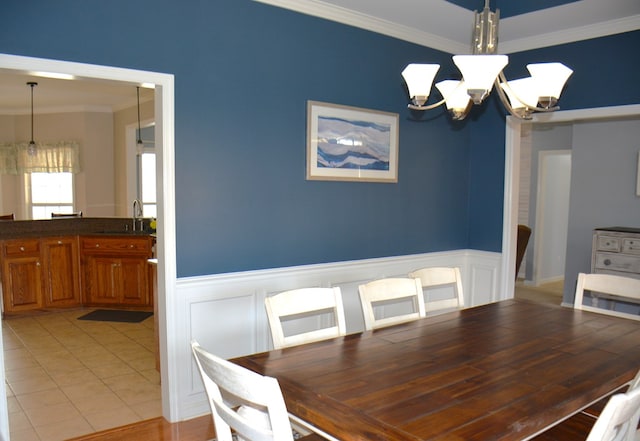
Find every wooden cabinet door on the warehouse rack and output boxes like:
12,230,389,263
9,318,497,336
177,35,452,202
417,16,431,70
2,255,44,312
84,255,120,305
42,237,81,307
1,239,44,313
81,236,152,307
120,257,149,305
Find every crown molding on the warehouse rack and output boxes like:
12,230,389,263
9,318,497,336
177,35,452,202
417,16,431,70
254,0,640,55
500,14,640,54
253,0,467,54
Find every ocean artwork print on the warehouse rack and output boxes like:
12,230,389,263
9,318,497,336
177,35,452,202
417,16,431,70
316,116,391,171
307,101,398,183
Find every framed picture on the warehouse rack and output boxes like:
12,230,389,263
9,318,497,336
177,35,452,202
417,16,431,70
306,100,399,183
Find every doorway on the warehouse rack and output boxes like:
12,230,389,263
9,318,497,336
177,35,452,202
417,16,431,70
532,150,571,286
501,104,640,303
0,54,176,441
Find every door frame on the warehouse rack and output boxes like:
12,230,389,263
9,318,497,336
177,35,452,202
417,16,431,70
501,104,640,302
0,53,178,439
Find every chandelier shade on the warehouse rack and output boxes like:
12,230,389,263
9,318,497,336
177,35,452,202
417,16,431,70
452,54,508,104
500,78,539,118
401,0,572,120
402,64,440,107
526,63,573,108
435,80,472,120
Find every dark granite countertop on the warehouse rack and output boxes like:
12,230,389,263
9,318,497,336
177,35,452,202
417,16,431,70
0,217,155,240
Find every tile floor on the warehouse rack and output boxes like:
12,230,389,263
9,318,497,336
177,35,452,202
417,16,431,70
3,309,161,441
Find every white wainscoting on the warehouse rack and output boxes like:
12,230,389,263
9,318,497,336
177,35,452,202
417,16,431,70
175,249,501,420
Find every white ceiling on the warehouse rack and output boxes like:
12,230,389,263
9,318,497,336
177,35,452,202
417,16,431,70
1,0,639,113
0,70,154,115
256,0,640,53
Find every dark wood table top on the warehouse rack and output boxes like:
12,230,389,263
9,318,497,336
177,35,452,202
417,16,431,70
233,299,640,440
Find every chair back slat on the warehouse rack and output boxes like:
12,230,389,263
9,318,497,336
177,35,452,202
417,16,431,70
359,277,425,330
574,273,640,321
265,287,346,350
409,267,465,314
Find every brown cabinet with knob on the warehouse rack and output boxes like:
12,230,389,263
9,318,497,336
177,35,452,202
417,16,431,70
1,238,45,313
2,236,82,313
81,235,154,307
42,236,81,308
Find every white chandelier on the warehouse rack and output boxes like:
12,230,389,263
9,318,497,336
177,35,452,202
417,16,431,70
402,0,573,120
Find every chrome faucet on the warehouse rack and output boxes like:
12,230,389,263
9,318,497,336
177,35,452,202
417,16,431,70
133,199,143,231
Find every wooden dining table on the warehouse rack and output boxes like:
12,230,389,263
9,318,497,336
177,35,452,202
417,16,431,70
232,299,640,440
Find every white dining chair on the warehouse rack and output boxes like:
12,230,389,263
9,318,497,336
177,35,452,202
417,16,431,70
408,266,464,314
574,272,640,321
191,340,295,441
533,368,640,441
264,287,346,349
585,385,640,441
358,277,425,330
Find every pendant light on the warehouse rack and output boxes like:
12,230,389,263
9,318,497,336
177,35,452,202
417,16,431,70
27,81,38,156
136,86,144,152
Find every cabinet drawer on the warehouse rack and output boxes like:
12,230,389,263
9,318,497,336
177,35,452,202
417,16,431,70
3,240,40,256
594,252,640,274
81,236,152,254
622,238,640,255
595,235,620,252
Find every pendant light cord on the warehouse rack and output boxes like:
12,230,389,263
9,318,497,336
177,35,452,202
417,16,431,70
28,82,37,144
136,86,143,145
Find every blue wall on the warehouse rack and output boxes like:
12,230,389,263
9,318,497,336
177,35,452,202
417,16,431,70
2,1,638,277
0,0,473,277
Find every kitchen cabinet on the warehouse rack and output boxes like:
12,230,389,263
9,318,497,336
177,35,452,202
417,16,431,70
1,239,44,313
42,236,81,307
1,233,154,315
81,235,153,307
1,237,81,314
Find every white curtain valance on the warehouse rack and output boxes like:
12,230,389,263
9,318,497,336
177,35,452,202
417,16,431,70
0,141,81,174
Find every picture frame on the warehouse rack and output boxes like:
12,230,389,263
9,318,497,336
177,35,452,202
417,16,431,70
306,100,399,183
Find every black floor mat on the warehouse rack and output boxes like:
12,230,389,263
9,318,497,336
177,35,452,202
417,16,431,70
77,309,153,323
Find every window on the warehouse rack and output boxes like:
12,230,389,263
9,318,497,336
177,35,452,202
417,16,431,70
139,151,156,218
29,172,75,219
135,125,157,218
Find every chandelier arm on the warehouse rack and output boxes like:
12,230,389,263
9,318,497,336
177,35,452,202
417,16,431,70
497,72,559,113
407,97,447,111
